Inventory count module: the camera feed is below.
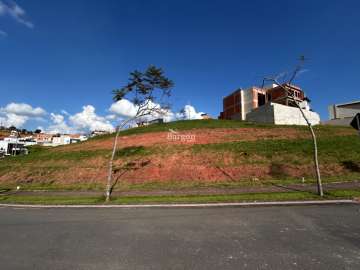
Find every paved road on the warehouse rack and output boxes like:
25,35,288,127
0,205,360,270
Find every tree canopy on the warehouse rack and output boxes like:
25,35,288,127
113,65,174,109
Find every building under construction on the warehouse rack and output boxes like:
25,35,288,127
219,84,320,125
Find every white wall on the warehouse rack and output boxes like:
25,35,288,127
0,141,7,152
328,104,360,119
246,103,320,126
246,103,275,124
273,103,320,125
242,88,254,120
52,135,71,146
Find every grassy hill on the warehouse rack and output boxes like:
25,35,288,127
0,119,359,191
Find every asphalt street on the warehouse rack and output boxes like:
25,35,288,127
0,204,359,270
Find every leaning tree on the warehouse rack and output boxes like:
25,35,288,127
105,65,174,202
261,57,323,196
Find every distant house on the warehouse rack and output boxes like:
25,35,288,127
52,135,71,146
19,136,37,146
219,83,320,125
149,118,164,124
90,130,109,137
201,113,212,119
0,132,28,156
137,118,164,127
69,134,88,144
323,100,360,126
35,133,54,145
52,134,88,146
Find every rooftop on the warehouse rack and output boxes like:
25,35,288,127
335,100,360,107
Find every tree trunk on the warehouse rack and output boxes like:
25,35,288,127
105,126,121,202
293,101,323,196
268,80,324,197
308,124,323,196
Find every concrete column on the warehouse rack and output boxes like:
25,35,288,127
240,90,245,120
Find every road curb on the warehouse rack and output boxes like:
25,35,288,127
0,200,357,209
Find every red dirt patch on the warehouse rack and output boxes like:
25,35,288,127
57,128,310,152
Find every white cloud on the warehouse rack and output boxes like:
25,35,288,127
0,1,33,29
109,99,176,123
47,107,114,134
0,102,46,128
2,102,46,117
51,113,64,124
176,105,204,120
109,99,204,123
0,2,4,14
0,103,114,133
47,113,72,134
0,113,27,127
105,114,117,120
61,109,70,116
69,105,114,132
0,101,206,133
109,99,138,118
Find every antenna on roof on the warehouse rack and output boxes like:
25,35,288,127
298,55,310,62
185,100,192,120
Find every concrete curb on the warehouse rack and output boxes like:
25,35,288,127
0,200,357,209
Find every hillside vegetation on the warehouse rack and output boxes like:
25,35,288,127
0,119,359,190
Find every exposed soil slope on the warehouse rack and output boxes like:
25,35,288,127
0,120,359,189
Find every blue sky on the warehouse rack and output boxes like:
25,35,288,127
0,0,359,132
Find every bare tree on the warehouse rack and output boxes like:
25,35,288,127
105,65,174,202
261,57,323,196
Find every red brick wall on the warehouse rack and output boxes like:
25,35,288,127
221,90,241,119
267,86,305,101
267,88,285,101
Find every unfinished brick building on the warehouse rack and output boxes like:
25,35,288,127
219,84,319,125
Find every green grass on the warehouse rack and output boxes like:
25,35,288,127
1,189,359,205
115,146,151,158
113,177,360,191
1,175,359,193
325,189,360,198
90,119,356,140
0,146,108,164
0,182,106,191
0,146,109,174
25,147,108,161
192,135,360,164
0,195,104,205
90,119,282,141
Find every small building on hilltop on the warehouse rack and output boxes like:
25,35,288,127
35,133,54,145
137,118,164,127
52,134,71,146
322,100,360,126
219,84,320,125
200,113,212,119
90,130,110,137
51,134,88,146
0,131,28,156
